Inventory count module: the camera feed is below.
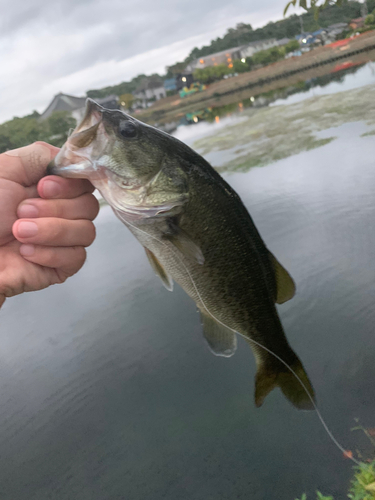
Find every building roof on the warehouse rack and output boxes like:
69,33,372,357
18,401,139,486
327,22,348,29
40,93,86,120
241,38,276,48
274,37,291,46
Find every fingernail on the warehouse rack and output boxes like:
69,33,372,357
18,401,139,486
43,180,62,198
17,221,38,238
20,244,35,257
18,204,39,218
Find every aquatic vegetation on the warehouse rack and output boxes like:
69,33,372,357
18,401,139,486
192,83,375,173
348,461,375,500
295,422,375,500
295,461,375,500
361,129,375,137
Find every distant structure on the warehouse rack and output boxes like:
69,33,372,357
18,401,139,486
175,72,194,92
133,76,166,108
185,39,290,72
239,38,280,58
349,17,366,30
185,47,243,71
327,22,349,37
164,78,177,92
295,23,349,48
40,93,119,121
40,93,86,121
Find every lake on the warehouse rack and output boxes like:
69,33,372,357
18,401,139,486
1,63,375,499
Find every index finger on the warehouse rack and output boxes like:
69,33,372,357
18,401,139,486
0,142,59,186
38,176,95,199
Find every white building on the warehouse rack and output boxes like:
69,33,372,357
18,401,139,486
133,76,166,108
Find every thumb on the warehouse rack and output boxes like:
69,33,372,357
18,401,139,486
0,142,60,187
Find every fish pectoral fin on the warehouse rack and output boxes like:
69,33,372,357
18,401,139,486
163,222,204,265
199,310,237,357
254,357,315,411
269,253,296,304
144,248,173,291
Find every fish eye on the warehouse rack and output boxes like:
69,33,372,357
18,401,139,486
119,121,137,139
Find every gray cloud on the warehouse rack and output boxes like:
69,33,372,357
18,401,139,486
0,0,288,122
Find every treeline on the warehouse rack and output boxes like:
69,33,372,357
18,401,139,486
86,0,371,99
167,0,368,75
188,1,363,60
86,74,149,99
0,111,76,154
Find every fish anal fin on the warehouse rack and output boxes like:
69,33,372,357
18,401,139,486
255,358,315,411
269,253,296,304
163,221,204,265
199,310,237,357
144,248,173,291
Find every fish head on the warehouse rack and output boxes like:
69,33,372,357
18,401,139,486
48,99,188,218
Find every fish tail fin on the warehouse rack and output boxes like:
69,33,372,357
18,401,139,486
254,357,316,411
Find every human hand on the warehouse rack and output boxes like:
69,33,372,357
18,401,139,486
0,142,99,309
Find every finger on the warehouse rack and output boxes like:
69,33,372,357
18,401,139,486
12,218,96,247
19,244,87,281
38,176,94,199
17,193,99,221
0,142,59,186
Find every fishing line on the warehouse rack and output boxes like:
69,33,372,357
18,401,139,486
118,212,364,469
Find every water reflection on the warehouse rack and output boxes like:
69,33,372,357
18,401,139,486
0,58,375,499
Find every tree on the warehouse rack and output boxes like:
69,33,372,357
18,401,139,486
253,47,285,67
193,64,231,84
47,111,76,144
86,74,148,98
0,111,76,153
119,93,134,109
165,61,188,78
284,39,300,54
232,59,250,73
284,0,364,18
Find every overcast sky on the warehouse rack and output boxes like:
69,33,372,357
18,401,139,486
0,0,300,123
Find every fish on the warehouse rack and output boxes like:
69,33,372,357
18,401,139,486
48,98,315,410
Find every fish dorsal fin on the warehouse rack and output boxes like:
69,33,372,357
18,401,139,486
163,221,204,265
199,310,237,357
269,253,296,304
144,248,173,291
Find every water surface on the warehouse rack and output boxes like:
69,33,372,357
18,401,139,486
1,70,375,499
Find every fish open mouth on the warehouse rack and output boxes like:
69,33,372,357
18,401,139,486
47,99,110,180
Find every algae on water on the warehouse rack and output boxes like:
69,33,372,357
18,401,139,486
192,84,375,173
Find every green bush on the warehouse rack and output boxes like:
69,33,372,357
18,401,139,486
193,64,232,84
0,110,76,153
284,39,301,53
253,46,286,66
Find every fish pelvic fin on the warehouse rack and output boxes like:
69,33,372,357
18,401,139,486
199,310,237,357
144,248,173,291
254,357,316,411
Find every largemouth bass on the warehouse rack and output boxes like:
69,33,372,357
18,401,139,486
48,99,315,410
